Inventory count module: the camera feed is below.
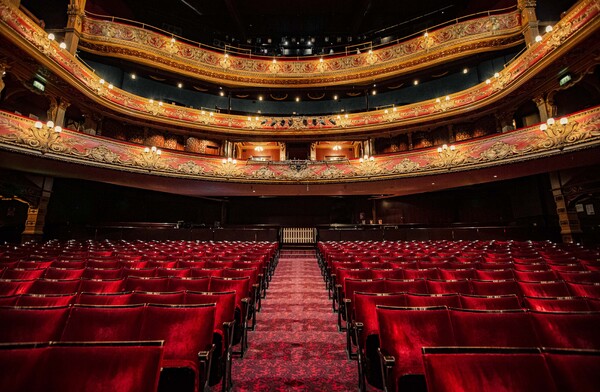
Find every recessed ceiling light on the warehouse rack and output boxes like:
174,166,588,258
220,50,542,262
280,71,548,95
295,97,300,102
177,82,183,88
413,80,419,85
219,91,224,96
333,95,338,100
131,73,137,79
463,68,468,74
258,96,263,101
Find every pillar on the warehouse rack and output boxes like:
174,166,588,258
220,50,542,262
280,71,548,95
279,142,287,161
447,124,455,143
495,110,516,133
533,94,557,123
407,132,413,151
309,142,316,161
64,0,86,55
518,0,539,46
21,176,53,242
549,171,582,243
0,62,8,94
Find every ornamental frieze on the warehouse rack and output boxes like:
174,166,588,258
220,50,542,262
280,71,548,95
1,108,598,184
77,9,522,88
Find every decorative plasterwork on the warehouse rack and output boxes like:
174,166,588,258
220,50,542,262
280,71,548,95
0,107,598,184
0,0,598,138
77,10,522,88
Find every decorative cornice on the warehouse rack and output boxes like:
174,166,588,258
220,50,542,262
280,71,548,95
0,0,598,139
77,10,523,88
0,107,598,184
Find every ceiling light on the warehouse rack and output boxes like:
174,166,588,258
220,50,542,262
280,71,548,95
494,72,500,78
413,80,419,86
131,73,136,79
486,79,491,84
463,68,468,74
219,91,224,96
258,96,263,101
372,90,377,95
177,82,183,88
295,97,300,102
272,58,277,64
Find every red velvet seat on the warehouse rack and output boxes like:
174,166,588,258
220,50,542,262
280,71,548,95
384,279,428,294
0,294,18,305
518,281,571,298
450,309,539,347
352,292,407,390
61,304,144,342
205,260,235,269
185,290,237,390
438,268,475,280
426,279,472,295
548,263,586,272
146,260,178,269
209,276,251,354
86,259,120,269
403,268,440,280
478,262,513,270
459,294,522,310
169,277,210,292
377,306,455,392
83,267,123,279
514,262,550,271
177,260,207,269
405,293,461,308
0,279,34,295
514,270,558,282
2,268,46,280
567,282,600,298
77,291,133,305
338,278,385,332
190,268,224,278
471,279,520,296
130,290,185,305
0,305,70,342
530,311,600,349
156,267,191,278
370,269,405,280
0,342,48,391
44,267,85,280
423,347,557,392
558,271,600,284
28,279,81,295
125,276,169,292
523,296,590,311
50,260,86,269
475,269,514,280
42,341,164,392
543,348,600,392
16,293,76,306
140,304,216,392
78,278,124,293
122,267,156,278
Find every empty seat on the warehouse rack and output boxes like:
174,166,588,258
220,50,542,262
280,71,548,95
566,282,600,298
83,267,123,280
190,268,224,278
459,294,522,310
450,309,539,347
426,279,471,295
406,293,461,308
156,267,190,278
125,277,169,292
0,279,34,296
523,296,590,312
0,306,70,342
403,268,440,280
78,278,124,293
61,304,144,341
370,269,405,280
543,348,600,392
384,279,428,294
438,268,475,280
140,304,216,392
44,267,85,280
16,293,76,307
475,269,514,280
423,347,556,392
130,291,185,305
0,342,48,391
530,311,600,349
169,277,210,292
2,268,46,280
77,291,133,305
471,279,520,296
558,271,600,284
518,281,571,298
377,306,455,392
514,270,558,282
42,341,164,392
28,279,80,295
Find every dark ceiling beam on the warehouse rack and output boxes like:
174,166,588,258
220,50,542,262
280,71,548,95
352,0,372,35
224,0,246,40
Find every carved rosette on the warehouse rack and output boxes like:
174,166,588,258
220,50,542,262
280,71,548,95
430,149,471,169
76,145,122,163
177,161,205,175
251,166,276,179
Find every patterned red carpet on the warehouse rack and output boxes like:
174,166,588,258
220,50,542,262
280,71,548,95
226,249,358,391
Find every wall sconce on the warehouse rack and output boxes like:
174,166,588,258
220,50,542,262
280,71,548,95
539,117,579,150
437,144,455,153
359,154,375,163
221,157,237,165
332,145,342,151
435,144,463,169
254,146,264,152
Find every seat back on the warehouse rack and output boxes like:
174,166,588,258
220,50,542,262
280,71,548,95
518,281,570,298
406,293,462,308
16,293,76,307
28,279,81,295
459,294,522,310
426,279,472,295
61,304,143,341
130,291,185,305
125,277,169,292
530,311,600,349
77,291,133,305
0,306,70,342
423,347,557,392
543,348,600,392
353,292,407,347
450,309,539,347
384,279,428,294
78,278,124,293
168,277,210,292
0,342,48,391
523,296,590,312
471,279,520,296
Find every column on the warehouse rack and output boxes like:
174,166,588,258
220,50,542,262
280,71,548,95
533,94,556,123
518,0,539,46
549,172,582,243
407,132,413,151
495,110,516,133
21,176,54,242
64,0,86,55
279,142,287,161
447,124,455,143
309,142,316,161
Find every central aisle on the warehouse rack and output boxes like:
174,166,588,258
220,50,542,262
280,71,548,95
230,249,357,391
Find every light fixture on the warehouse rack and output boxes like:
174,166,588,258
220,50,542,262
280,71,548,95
158,101,163,106
272,58,277,64
149,99,154,104
359,154,375,163
47,33,55,41
171,37,176,43
222,157,237,165
254,146,264,152
59,42,67,49
463,68,468,74
535,35,543,42
108,84,113,89
319,57,324,62
99,79,105,85
177,82,183,88
424,32,429,37
368,49,373,54
333,95,338,100
131,73,136,80
372,90,377,95
494,72,500,78
295,97,300,102
485,79,491,84
437,144,456,153
333,145,342,151
224,53,229,58
258,96,263,101
219,91,224,96
445,96,450,101
545,25,553,33
413,80,419,86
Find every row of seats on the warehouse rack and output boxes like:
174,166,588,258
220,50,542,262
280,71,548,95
422,347,600,392
375,307,600,392
0,341,165,392
0,304,216,392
